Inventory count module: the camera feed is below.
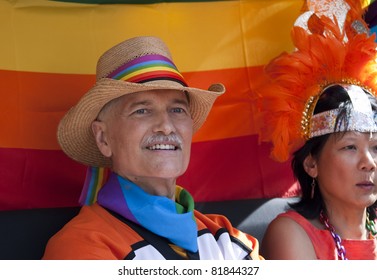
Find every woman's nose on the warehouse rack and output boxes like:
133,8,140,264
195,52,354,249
360,150,377,172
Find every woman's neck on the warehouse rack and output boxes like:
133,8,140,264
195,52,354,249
322,207,369,240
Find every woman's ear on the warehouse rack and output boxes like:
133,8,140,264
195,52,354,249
91,121,112,158
303,154,318,178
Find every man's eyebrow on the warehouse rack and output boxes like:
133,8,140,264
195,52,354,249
171,98,189,107
127,100,151,109
126,97,189,110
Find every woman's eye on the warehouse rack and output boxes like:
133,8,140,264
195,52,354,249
343,145,356,150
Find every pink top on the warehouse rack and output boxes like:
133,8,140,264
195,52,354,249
279,211,377,260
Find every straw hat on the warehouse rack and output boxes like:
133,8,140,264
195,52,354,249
57,36,225,167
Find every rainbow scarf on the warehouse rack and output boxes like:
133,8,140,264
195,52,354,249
96,172,198,253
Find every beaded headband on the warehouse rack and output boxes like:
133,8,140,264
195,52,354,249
306,84,377,139
255,0,377,162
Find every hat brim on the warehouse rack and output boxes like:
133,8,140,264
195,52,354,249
57,78,225,167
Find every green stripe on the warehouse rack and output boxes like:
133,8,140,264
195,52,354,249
52,0,228,4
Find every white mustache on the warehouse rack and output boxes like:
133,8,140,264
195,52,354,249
144,134,183,149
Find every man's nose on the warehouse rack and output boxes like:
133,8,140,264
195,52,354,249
153,112,175,135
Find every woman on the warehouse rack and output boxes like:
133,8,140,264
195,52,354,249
255,0,377,259
262,85,377,259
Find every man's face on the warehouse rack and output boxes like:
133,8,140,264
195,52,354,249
92,89,193,184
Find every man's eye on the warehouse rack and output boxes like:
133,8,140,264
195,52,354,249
134,109,148,114
172,108,185,113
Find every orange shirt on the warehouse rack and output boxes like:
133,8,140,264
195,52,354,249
43,203,263,260
279,211,377,260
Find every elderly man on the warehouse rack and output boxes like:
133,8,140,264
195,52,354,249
43,36,262,260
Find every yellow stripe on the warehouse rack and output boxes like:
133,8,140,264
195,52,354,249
0,0,302,74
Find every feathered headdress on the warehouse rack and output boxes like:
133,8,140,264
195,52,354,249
255,0,377,162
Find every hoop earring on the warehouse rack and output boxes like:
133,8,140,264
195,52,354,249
311,178,316,199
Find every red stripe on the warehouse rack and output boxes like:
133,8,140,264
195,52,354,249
179,135,298,202
0,136,298,210
0,148,86,210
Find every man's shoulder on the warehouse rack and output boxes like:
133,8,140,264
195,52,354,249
42,204,144,259
193,209,240,234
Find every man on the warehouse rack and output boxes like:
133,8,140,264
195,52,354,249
43,36,262,260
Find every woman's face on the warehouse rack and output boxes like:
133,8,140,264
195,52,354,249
305,131,377,210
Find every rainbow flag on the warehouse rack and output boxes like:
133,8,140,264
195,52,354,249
1,0,375,210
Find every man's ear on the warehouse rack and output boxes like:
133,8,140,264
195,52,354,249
91,121,112,158
303,154,318,178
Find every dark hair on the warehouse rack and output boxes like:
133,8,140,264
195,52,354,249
290,85,377,220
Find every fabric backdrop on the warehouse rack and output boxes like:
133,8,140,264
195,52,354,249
0,0,375,210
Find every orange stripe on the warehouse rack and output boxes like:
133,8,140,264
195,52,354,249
185,67,267,142
0,67,264,150
0,70,95,149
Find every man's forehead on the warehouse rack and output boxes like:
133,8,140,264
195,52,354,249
122,89,189,104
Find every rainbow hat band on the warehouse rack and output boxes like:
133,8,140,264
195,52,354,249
107,54,188,87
